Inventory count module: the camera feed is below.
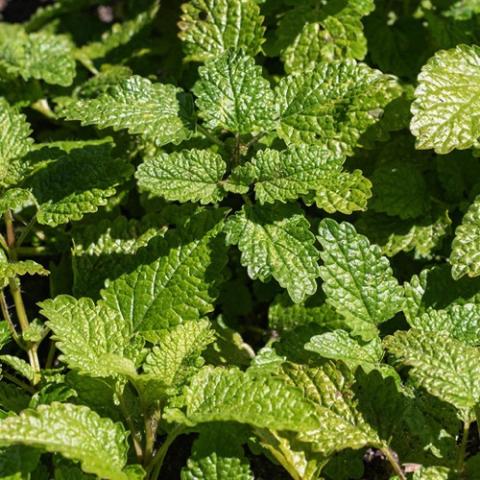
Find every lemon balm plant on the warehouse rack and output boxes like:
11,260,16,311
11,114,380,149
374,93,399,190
1,0,480,478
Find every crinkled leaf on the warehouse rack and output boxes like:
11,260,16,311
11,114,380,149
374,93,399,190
143,319,216,387
0,258,49,288
178,0,265,62
411,44,480,154
193,50,277,134
171,366,321,431
101,208,227,333
413,467,451,480
0,403,130,480
40,296,141,378
58,76,194,146
0,24,75,86
225,203,320,303
0,98,33,189
276,60,400,155
0,188,33,213
136,149,227,204
450,194,480,280
305,330,383,369
385,329,480,411
0,355,35,382
317,219,404,339
26,142,132,227
247,145,345,204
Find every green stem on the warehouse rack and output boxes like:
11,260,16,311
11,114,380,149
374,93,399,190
147,426,185,479
31,99,56,120
0,290,23,349
2,371,36,394
45,340,56,370
456,420,470,477
143,406,161,466
0,233,8,252
382,447,406,480
197,124,223,146
117,391,144,464
16,215,37,249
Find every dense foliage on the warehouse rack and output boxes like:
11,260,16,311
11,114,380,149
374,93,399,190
2,0,480,478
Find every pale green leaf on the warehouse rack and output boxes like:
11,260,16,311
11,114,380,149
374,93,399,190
450,195,480,280
101,208,227,333
178,0,265,62
411,44,480,154
385,329,480,411
58,76,194,146
0,98,33,189
0,188,33,213
304,169,372,214
40,296,141,378
281,0,375,73
0,258,49,288
445,0,480,19
172,366,321,431
0,403,130,480
193,50,277,134
276,60,400,155
143,319,216,387
0,355,35,382
305,330,383,369
0,24,75,86
247,145,344,204
225,203,320,303
413,467,451,480
136,149,227,204
317,219,404,339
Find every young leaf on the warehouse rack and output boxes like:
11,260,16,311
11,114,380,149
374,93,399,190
170,366,321,432
0,188,33,213
317,219,404,339
193,50,277,134
40,296,141,378
411,44,480,154
136,149,227,204
26,142,132,227
276,60,400,155
385,329,480,411
0,355,35,382
246,145,344,204
0,98,33,189
58,76,194,146
450,194,480,280
305,330,383,370
143,319,216,387
225,203,320,303
0,257,49,288
0,403,130,480
0,24,76,86
178,0,265,62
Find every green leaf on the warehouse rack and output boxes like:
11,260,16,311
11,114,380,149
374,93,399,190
450,194,480,280
246,145,345,204
409,302,480,346
370,164,430,219
0,446,40,480
0,355,35,382
280,0,375,73
58,76,194,146
78,1,160,61
0,98,33,189
413,467,451,480
356,209,451,258
178,0,265,62
276,60,400,155
136,149,227,204
40,296,141,378
0,403,130,480
0,188,33,213
303,169,372,214
171,366,321,431
225,203,320,303
26,142,132,227
0,383,30,413
385,329,480,411
305,330,383,369
72,216,163,298
193,50,277,134
181,425,253,480
411,44,480,154
317,219,404,339
143,319,216,387
0,24,76,86
101,208,227,333
0,257,49,288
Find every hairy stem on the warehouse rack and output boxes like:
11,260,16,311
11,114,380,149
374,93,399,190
456,420,470,477
144,406,161,466
118,391,144,464
382,447,406,480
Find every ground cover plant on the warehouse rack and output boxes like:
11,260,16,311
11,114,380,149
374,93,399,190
4,0,480,478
